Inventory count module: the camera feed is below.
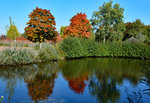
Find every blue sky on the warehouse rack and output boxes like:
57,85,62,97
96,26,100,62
0,0,150,35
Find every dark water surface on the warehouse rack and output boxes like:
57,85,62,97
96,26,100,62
0,58,150,103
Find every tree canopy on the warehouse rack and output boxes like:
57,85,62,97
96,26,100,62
144,25,150,44
124,19,145,39
25,7,58,43
91,1,125,42
64,13,92,38
6,17,20,40
123,19,150,43
59,26,66,36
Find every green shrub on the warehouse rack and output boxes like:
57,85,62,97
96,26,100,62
0,41,11,46
84,39,100,56
107,43,123,56
61,37,150,58
0,48,36,65
61,37,111,58
103,42,150,58
23,44,29,47
55,43,66,59
61,37,87,58
38,43,65,61
33,43,40,50
98,43,109,56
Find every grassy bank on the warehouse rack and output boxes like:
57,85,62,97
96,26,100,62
0,43,65,65
0,37,150,65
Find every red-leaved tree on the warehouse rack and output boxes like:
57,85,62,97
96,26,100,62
25,7,58,42
64,13,92,38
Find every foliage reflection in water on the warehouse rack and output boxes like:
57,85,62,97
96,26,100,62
0,58,150,103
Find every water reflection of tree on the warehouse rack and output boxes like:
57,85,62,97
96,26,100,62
60,58,143,103
0,65,36,101
94,58,141,86
25,73,56,102
0,58,146,102
68,74,88,94
60,59,94,79
125,62,150,103
60,59,91,94
140,64,150,96
24,62,59,102
0,62,59,102
88,74,120,103
125,89,143,103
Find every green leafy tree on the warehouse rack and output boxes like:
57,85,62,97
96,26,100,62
6,17,20,40
91,1,124,42
21,33,27,38
109,23,125,42
59,26,66,36
124,19,145,40
131,19,145,37
144,25,150,44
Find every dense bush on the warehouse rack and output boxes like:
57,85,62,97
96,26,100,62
0,48,36,65
83,39,101,57
38,43,65,61
61,37,108,58
61,37,87,58
120,43,150,58
61,37,150,58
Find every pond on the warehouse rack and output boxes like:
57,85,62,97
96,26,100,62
0,58,150,103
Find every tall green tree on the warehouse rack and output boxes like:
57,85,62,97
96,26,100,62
124,19,145,40
130,19,145,38
91,1,125,42
6,17,20,40
109,23,125,42
144,25,150,44
123,19,147,43
59,26,66,35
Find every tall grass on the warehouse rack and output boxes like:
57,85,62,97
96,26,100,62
0,43,66,65
0,40,36,47
0,48,36,65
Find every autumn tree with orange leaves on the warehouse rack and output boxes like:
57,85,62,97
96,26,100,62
64,13,92,38
25,7,58,42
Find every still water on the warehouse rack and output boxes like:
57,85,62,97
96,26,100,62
0,58,150,103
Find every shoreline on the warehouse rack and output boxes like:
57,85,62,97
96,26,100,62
0,56,149,66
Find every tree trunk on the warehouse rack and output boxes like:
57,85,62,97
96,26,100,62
39,43,42,49
103,36,105,43
12,40,16,47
